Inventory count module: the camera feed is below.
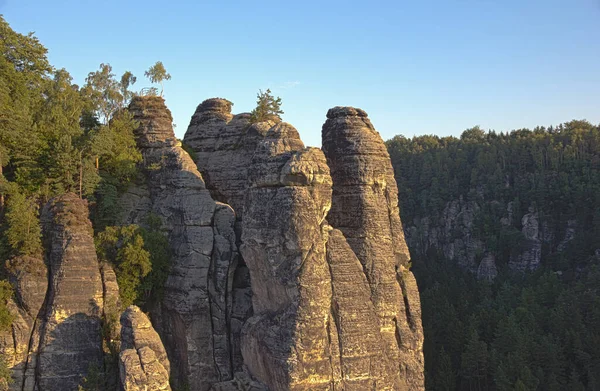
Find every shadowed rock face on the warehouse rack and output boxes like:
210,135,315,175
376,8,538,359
119,306,171,391
322,106,424,390
124,96,238,391
183,99,273,373
24,194,104,390
0,256,47,387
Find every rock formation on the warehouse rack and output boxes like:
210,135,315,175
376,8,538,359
404,197,485,272
239,123,337,390
119,306,171,391
322,107,424,389
23,194,104,390
477,253,499,281
184,99,270,372
119,96,428,390
123,96,238,390
509,208,541,271
0,256,47,388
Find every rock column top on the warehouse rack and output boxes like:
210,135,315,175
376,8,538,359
129,96,176,148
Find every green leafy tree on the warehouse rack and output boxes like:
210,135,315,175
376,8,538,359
96,225,151,308
1,185,42,258
144,61,171,96
95,221,170,308
249,88,283,123
81,63,129,124
0,280,14,332
120,71,137,105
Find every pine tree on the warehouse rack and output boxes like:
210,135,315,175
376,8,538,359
434,347,456,391
249,89,283,123
2,185,42,258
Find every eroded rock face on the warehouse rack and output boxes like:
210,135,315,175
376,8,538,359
238,119,419,390
322,106,425,390
477,253,499,281
183,99,272,372
0,256,47,388
510,208,541,271
119,306,171,391
23,193,104,390
182,100,426,390
125,96,238,390
240,123,335,390
405,198,484,272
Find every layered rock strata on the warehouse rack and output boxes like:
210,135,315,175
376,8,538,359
322,107,424,390
136,97,425,390
0,256,47,388
124,97,238,390
240,123,335,390
25,194,104,390
239,121,408,390
183,99,271,372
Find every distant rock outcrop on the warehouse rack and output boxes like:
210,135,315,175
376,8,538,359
404,197,485,272
119,306,171,391
322,107,424,390
477,253,499,281
509,208,542,271
124,96,239,390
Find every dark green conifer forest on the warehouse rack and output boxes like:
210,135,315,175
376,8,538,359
387,123,600,390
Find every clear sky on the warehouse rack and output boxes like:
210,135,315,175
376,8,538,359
2,0,599,147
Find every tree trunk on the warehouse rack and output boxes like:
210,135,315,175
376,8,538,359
0,163,4,212
79,151,83,199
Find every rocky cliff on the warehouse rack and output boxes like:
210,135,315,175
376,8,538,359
0,194,112,390
183,99,270,374
122,96,239,390
184,100,425,390
403,196,577,279
0,97,425,390
322,107,424,389
119,306,171,391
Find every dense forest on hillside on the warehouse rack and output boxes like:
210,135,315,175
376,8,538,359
0,17,173,384
387,125,600,390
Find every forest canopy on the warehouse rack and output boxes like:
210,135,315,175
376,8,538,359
387,122,600,390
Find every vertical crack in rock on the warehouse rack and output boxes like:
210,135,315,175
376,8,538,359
322,106,425,390
119,305,171,391
240,123,336,390
126,96,238,390
183,98,274,374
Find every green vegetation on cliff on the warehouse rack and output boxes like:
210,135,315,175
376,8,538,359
388,122,600,390
0,16,169,338
95,218,171,309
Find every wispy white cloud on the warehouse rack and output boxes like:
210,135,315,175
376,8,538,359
277,81,301,89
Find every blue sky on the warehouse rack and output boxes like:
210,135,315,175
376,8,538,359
2,0,599,147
